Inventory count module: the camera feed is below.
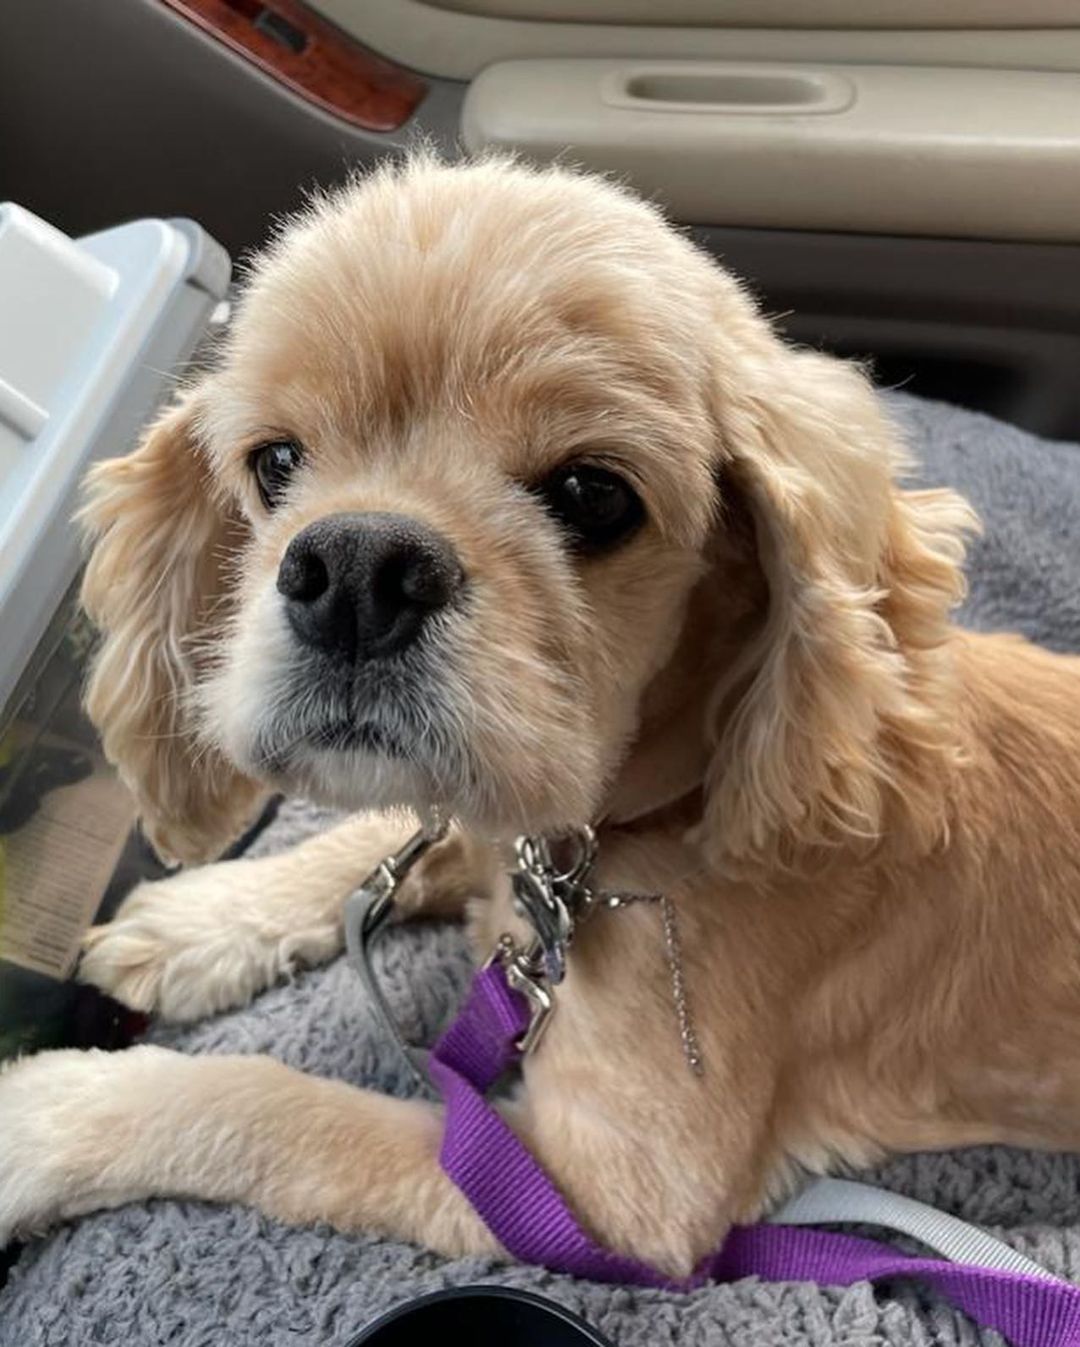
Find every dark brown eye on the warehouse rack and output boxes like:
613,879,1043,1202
250,439,303,510
539,464,645,553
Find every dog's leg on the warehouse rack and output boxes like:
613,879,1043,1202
0,1044,500,1255
80,815,497,1022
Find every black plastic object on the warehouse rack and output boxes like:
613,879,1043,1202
345,1286,617,1347
253,6,308,54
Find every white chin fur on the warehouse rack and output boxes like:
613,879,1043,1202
198,581,469,816
284,744,448,817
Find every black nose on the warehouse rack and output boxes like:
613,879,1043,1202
277,511,464,660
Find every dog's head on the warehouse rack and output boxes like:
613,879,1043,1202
81,157,974,870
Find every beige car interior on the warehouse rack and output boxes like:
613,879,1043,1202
4,0,1080,440
316,0,1080,244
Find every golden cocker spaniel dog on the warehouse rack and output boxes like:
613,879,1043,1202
2,157,1078,1278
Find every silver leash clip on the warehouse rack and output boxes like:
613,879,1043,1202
352,813,449,919
486,933,556,1056
487,825,599,1056
510,826,597,985
344,812,450,1097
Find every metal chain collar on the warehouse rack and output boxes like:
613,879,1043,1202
499,825,704,1076
347,817,704,1078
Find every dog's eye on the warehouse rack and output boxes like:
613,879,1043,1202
539,465,645,553
250,439,303,510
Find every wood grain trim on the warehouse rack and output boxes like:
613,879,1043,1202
159,0,427,132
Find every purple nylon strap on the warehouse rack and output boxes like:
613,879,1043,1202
429,963,1080,1347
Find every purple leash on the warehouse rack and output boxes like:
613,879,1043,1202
429,963,1080,1347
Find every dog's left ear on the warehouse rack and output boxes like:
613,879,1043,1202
80,389,264,864
700,324,977,874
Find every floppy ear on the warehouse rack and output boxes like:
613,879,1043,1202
80,392,263,864
701,330,977,874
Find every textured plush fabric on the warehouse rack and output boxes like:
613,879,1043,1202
4,393,1080,1347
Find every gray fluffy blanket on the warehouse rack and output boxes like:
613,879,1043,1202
4,392,1080,1347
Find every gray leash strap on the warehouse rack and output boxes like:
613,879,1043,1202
769,1176,1056,1280
344,881,436,1100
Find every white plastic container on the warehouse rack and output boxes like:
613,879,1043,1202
0,204,230,716
0,206,229,1052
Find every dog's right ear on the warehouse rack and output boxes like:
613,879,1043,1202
80,390,263,865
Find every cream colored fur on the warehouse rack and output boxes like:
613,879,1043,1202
3,157,1080,1279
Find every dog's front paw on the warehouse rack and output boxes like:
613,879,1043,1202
0,1047,172,1246
79,862,340,1022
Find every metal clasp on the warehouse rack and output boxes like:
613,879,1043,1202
352,811,449,925
506,959,555,1055
487,825,601,1055
510,825,598,986
343,811,451,1099
486,934,555,1056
